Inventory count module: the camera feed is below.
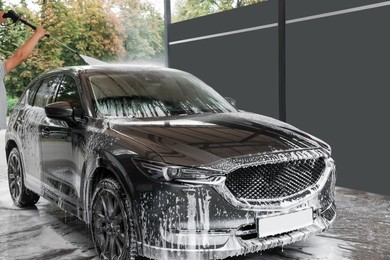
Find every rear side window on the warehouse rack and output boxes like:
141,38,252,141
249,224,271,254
33,75,62,107
55,75,83,118
26,79,41,106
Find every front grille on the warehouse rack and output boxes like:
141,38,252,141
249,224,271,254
225,157,326,200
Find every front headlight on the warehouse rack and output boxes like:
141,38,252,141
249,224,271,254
163,166,217,180
134,159,223,182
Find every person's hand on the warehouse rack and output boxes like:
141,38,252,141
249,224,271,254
34,26,49,39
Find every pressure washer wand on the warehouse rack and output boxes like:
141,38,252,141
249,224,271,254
48,35,80,55
3,10,89,64
19,17,81,55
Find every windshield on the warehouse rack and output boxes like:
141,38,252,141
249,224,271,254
87,69,237,118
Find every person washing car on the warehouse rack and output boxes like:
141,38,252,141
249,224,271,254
0,10,48,129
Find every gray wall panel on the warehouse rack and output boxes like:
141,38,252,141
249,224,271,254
286,5,390,195
169,1,279,118
170,29,279,118
169,0,390,195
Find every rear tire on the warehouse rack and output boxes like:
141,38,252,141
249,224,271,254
8,147,40,207
91,177,137,260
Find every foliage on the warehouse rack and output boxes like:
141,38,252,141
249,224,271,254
174,0,264,22
174,0,214,23
35,0,127,67
1,0,164,98
115,0,164,62
7,96,18,115
0,5,41,96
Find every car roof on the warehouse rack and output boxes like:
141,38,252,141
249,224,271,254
46,64,182,76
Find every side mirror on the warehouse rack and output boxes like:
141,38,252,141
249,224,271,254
224,97,237,108
45,101,76,125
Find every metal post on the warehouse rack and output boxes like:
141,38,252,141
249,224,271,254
164,0,171,67
278,0,286,122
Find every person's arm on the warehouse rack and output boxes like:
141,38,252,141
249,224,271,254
4,27,48,75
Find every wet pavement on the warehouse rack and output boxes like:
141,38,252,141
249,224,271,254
0,129,389,260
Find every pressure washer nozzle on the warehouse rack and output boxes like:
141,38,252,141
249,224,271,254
2,10,20,23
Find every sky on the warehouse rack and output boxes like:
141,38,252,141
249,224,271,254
4,0,39,11
150,0,164,14
149,0,177,16
4,0,176,17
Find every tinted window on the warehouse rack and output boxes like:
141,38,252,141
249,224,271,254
33,76,62,107
27,79,41,106
55,75,83,118
88,70,236,118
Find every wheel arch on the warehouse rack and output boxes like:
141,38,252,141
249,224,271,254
84,153,142,254
84,151,137,224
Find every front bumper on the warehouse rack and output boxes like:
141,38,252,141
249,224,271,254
141,203,336,259
135,152,336,260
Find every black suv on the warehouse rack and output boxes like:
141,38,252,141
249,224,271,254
6,65,336,260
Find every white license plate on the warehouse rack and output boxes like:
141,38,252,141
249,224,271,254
257,208,313,238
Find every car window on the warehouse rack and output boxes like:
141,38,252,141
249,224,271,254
33,75,62,108
88,70,236,118
26,79,41,106
55,75,83,119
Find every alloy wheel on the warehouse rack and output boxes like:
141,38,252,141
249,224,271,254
93,188,129,260
7,147,40,207
8,151,23,202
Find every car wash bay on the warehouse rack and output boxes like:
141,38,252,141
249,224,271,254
1,0,390,259
0,130,389,259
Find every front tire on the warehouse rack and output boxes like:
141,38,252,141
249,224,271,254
91,177,137,260
8,147,40,207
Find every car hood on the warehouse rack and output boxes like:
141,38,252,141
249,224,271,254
108,112,325,166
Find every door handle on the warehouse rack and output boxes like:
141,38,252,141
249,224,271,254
41,128,51,137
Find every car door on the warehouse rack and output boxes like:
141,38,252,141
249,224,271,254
18,75,62,193
39,74,86,213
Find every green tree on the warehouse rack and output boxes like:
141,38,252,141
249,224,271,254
175,0,213,22
215,0,261,10
174,0,264,22
116,0,164,62
0,4,52,96
1,0,165,98
40,0,126,65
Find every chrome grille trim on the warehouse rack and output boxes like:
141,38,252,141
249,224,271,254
200,148,329,173
177,149,335,211
211,154,335,211
225,157,326,200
